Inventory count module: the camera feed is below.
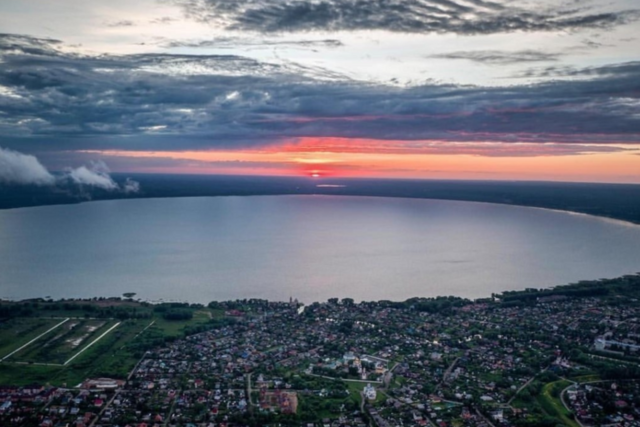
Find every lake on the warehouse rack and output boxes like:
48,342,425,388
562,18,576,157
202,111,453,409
1,195,640,303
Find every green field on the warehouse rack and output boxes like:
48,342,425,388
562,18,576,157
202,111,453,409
536,380,579,427
0,302,226,386
0,317,64,359
0,318,151,386
152,309,215,337
345,381,385,404
12,319,118,365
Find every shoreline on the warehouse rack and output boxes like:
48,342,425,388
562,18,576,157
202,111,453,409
3,271,640,306
2,192,639,228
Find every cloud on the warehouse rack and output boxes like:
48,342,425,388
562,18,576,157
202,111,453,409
123,178,141,193
0,146,55,185
61,160,141,192
106,20,135,28
430,50,561,65
173,0,638,35
150,17,179,24
279,138,640,157
0,146,140,192
64,160,119,190
0,32,639,155
162,37,344,50
0,33,62,56
517,60,640,79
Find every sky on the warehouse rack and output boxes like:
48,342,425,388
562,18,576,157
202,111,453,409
0,0,639,183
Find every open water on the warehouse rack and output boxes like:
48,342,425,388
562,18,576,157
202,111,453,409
1,195,640,303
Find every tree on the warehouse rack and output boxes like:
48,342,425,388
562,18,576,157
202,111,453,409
162,309,193,321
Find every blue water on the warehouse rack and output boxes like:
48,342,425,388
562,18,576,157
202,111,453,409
1,196,640,303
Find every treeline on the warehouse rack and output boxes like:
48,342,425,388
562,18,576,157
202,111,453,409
4,272,640,319
0,300,207,321
0,304,35,318
370,296,471,315
153,302,206,321
45,303,153,319
498,273,640,305
0,301,154,320
208,299,296,311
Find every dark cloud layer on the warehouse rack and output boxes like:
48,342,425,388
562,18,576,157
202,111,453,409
163,37,344,49
430,50,560,64
518,60,640,79
0,33,63,56
174,0,638,35
0,32,639,154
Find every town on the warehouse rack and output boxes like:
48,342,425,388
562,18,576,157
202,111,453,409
2,274,640,426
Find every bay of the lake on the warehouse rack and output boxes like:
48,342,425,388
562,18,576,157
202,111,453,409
1,195,640,303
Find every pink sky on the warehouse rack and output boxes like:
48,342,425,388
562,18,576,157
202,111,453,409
85,137,640,183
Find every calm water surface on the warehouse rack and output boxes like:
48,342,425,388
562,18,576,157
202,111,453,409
1,195,640,303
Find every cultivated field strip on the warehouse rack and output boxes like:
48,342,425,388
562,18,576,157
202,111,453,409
0,318,69,361
63,321,120,365
1,318,121,366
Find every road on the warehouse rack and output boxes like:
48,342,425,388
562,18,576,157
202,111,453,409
246,372,257,410
560,384,586,427
507,366,548,405
88,391,120,427
439,357,460,387
475,408,497,427
306,372,382,384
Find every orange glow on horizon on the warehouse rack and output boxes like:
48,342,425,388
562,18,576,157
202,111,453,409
81,137,640,184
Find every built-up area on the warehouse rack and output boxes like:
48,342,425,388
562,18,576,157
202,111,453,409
3,275,640,427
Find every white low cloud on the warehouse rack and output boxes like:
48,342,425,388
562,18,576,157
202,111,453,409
64,160,119,190
0,146,140,193
123,177,141,193
0,146,56,185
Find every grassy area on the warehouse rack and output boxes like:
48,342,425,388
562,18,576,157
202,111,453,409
345,382,365,405
571,374,601,383
478,372,504,383
344,381,385,404
0,317,62,358
0,319,152,386
536,380,580,427
0,364,64,387
151,309,213,337
50,319,151,386
0,304,225,386
15,319,118,365
298,393,349,420
391,375,407,389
